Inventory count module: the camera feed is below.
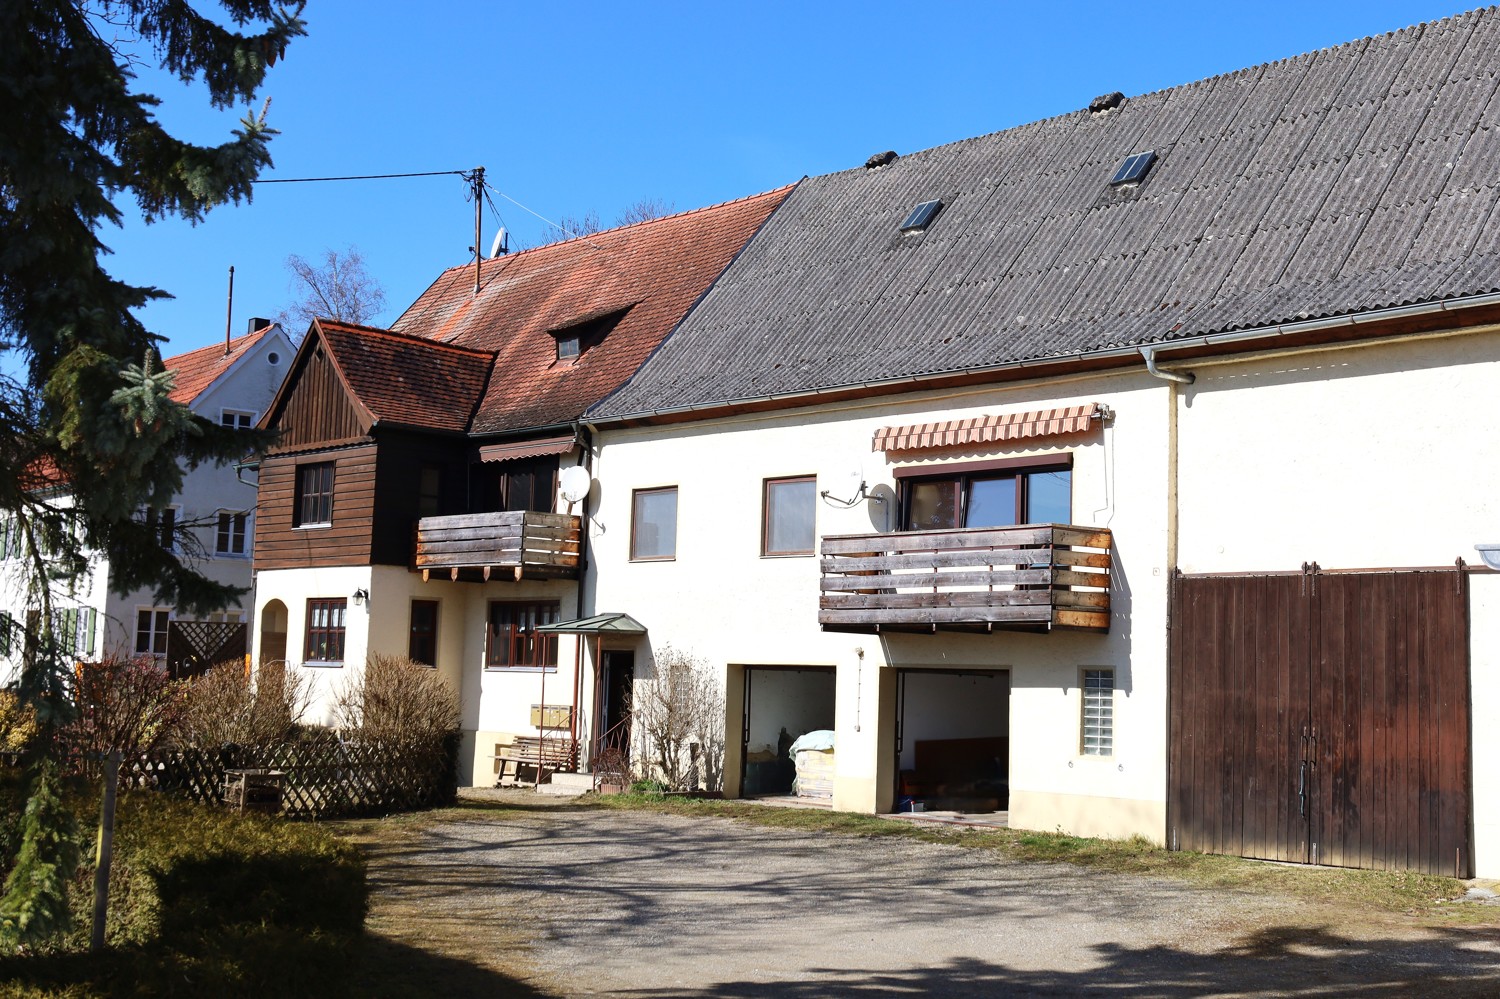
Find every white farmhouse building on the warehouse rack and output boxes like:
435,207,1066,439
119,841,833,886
580,9,1500,877
0,321,294,676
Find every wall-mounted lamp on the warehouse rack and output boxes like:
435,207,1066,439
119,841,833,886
1477,545,1500,571
352,588,369,607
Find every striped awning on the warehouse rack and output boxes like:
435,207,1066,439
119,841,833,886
478,435,576,463
872,403,1106,453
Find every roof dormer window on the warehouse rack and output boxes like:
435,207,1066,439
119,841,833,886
549,306,632,364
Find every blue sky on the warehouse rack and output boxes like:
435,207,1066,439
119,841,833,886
109,1,1472,355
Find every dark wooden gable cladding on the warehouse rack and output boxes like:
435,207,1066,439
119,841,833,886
370,428,467,566
264,337,371,453
254,429,470,572
254,445,377,570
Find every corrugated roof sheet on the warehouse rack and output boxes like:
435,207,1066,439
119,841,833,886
390,187,791,433
592,8,1500,418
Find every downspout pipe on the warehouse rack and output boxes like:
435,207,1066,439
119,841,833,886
1140,344,1195,384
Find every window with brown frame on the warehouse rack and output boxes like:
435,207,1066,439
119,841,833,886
631,486,677,560
485,600,559,669
471,455,557,514
762,476,816,556
305,598,347,663
295,462,334,526
408,599,439,666
900,458,1072,531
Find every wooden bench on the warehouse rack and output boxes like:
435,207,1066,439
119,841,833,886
494,736,576,784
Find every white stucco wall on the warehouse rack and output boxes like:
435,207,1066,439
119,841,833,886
1176,330,1500,572
253,561,593,786
589,369,1173,838
1471,573,1500,879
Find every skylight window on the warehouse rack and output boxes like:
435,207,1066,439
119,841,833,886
900,199,943,232
1110,151,1157,186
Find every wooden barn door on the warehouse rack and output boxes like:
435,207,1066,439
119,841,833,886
1170,567,1471,875
1169,572,1311,863
1310,570,1471,875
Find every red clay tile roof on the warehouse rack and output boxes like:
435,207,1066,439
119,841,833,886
390,187,791,433
314,320,493,433
24,326,279,490
165,324,275,405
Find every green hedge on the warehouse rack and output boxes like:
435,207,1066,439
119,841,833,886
0,777,367,997
93,793,367,947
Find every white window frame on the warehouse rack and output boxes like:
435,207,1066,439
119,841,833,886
135,607,171,657
215,509,250,557
1081,668,1115,757
142,505,179,552
220,408,257,430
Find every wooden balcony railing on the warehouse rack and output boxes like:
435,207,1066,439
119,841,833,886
414,511,581,582
819,524,1112,634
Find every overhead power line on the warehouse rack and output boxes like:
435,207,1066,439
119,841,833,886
257,169,468,184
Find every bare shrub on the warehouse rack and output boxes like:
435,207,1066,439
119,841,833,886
334,653,459,747
66,654,184,758
176,659,310,748
629,646,725,792
0,689,39,753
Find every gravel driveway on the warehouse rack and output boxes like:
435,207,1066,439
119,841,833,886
359,796,1500,997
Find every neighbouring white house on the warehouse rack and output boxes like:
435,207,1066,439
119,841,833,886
246,190,790,785
577,8,1500,878
0,321,294,678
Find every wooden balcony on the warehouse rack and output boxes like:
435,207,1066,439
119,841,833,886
414,511,581,582
819,524,1112,634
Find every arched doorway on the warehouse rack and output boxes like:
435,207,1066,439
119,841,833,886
259,599,288,664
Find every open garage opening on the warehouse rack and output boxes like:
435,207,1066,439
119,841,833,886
894,668,1010,818
740,666,836,801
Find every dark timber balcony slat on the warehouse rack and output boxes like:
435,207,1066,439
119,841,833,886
414,511,582,580
818,523,1111,634
821,526,1056,555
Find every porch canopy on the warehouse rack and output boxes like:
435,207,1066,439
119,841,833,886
536,612,647,635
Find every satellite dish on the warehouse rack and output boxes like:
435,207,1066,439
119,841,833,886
489,226,509,258
820,465,867,506
559,465,592,503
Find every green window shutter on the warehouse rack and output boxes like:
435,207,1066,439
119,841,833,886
83,608,96,656
0,611,11,656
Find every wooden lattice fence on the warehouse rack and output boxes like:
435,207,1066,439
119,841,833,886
165,621,248,680
97,732,458,819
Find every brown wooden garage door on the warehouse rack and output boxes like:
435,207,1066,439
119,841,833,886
1168,567,1472,876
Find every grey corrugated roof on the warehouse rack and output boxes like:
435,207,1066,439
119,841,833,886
593,8,1500,419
